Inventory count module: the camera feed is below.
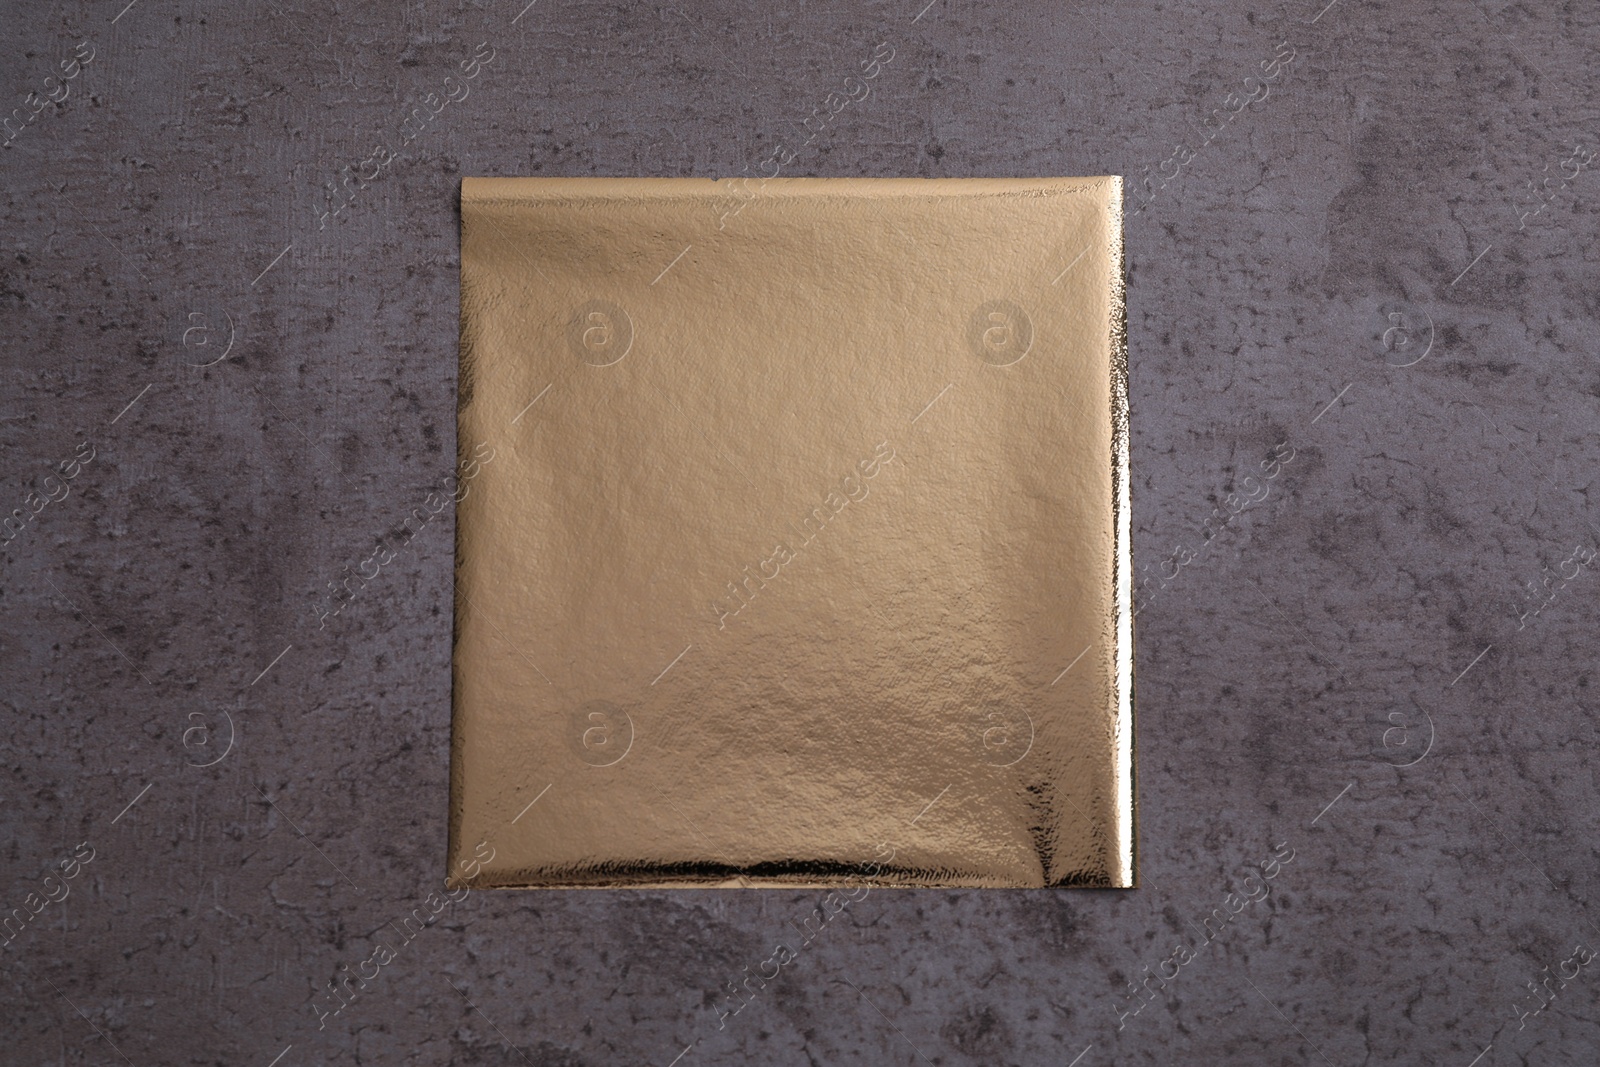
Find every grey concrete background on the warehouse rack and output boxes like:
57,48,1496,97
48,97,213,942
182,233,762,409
3,0,1598,1063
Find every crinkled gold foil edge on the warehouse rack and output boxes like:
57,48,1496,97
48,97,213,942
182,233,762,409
1107,176,1136,889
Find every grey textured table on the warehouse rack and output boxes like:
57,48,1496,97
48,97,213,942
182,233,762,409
4,0,1598,1064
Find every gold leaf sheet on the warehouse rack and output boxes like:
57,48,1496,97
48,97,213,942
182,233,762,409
451,177,1133,889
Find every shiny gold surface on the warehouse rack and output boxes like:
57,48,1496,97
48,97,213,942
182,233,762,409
451,177,1133,889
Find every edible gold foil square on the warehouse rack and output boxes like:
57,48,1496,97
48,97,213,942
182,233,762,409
451,176,1133,889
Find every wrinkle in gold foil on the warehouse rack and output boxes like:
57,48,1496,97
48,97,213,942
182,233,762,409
451,177,1133,889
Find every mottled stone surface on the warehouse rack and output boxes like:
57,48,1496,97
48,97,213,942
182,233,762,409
3,0,1599,1064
